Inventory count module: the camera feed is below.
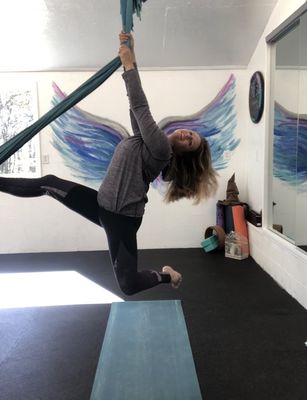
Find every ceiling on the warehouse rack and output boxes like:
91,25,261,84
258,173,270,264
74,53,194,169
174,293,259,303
0,0,278,71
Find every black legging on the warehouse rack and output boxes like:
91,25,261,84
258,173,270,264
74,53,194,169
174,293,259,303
0,174,170,295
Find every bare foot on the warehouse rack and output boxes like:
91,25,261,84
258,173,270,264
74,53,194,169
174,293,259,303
162,266,182,289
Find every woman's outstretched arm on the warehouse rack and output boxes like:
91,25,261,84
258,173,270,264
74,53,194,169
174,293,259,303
118,34,171,161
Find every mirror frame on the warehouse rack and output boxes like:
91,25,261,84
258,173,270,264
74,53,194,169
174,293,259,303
265,2,307,244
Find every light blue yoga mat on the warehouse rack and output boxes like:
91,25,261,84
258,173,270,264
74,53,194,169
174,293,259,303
90,300,202,400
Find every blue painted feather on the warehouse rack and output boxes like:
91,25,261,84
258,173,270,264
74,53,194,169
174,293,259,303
274,102,307,191
51,82,129,184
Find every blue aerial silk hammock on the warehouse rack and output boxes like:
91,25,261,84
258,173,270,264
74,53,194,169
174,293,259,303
0,0,147,165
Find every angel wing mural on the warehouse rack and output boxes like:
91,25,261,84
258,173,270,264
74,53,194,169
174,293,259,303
274,102,307,192
158,74,238,170
50,83,130,185
50,75,239,192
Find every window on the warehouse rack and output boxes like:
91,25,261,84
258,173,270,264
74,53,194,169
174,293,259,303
0,82,40,176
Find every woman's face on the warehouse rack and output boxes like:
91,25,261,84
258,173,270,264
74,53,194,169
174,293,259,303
170,129,201,153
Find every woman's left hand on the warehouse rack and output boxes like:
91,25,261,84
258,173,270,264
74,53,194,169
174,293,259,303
118,44,134,70
119,32,134,48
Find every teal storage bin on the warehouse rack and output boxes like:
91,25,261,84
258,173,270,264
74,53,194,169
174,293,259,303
201,235,219,253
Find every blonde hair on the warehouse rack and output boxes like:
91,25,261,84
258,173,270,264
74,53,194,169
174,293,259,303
163,138,218,203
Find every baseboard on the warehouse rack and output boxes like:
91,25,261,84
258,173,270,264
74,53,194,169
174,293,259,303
248,223,307,310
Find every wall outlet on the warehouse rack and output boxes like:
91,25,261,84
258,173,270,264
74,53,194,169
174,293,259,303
42,154,49,164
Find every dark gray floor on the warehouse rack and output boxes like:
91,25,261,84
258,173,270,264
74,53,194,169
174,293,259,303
1,249,307,400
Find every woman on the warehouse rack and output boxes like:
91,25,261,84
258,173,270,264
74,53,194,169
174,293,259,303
0,33,218,295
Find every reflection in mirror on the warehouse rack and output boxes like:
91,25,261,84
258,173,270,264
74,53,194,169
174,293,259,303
296,12,307,251
271,11,307,251
272,21,300,242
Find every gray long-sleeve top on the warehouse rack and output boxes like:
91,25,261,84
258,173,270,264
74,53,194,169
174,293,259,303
97,68,172,217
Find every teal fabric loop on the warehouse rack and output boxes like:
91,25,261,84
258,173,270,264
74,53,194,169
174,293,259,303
121,0,134,33
121,0,146,32
0,57,122,164
0,0,147,166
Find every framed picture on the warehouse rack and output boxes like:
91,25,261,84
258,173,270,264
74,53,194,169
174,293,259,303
0,82,41,176
249,71,265,123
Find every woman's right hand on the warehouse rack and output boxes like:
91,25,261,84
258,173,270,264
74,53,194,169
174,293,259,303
119,32,136,64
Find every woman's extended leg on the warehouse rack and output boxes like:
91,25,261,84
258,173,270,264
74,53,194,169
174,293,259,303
0,174,101,225
99,207,172,295
0,174,180,294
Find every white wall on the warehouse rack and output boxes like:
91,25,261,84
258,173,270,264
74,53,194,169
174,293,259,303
0,69,249,254
246,0,307,309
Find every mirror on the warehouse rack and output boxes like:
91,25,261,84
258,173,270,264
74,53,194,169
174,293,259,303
270,9,307,251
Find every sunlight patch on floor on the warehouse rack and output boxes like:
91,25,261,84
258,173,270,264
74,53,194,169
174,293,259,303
0,271,123,309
